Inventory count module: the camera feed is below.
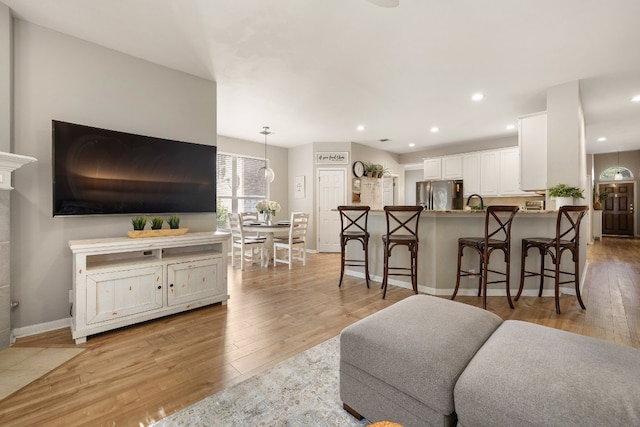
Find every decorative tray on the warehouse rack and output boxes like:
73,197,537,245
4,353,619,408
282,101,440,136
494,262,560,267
127,228,189,238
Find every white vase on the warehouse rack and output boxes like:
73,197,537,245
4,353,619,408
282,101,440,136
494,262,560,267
555,197,574,209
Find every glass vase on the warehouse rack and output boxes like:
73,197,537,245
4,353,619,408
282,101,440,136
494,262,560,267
263,211,273,225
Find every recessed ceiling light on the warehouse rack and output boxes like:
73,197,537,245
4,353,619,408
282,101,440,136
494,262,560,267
632,94,640,102
430,126,439,133
597,137,607,142
471,93,484,102
409,143,415,147
506,124,515,130
356,125,365,131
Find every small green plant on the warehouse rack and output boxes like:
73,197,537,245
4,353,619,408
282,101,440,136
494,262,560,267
166,215,180,229
363,161,376,177
131,216,147,231
150,216,164,230
548,184,584,199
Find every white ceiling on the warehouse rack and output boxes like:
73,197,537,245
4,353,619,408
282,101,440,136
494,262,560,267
4,0,640,155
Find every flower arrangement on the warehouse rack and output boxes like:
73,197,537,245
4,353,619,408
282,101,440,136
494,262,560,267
256,200,281,215
256,200,281,225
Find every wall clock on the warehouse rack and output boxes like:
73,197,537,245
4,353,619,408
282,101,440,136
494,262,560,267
352,161,365,178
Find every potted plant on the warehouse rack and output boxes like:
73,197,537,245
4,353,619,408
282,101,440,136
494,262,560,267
373,164,384,178
131,216,147,231
593,192,608,210
166,215,180,229
548,184,584,208
363,162,376,177
151,216,164,230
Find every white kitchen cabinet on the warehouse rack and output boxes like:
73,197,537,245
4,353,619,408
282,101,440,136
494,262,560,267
462,152,481,196
519,112,547,191
69,232,229,344
499,147,537,196
424,158,442,180
480,150,499,196
442,154,463,179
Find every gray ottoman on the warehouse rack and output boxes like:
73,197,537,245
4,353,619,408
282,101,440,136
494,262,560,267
340,295,503,427
455,320,640,427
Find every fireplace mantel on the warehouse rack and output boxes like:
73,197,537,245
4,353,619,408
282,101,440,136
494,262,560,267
0,152,37,190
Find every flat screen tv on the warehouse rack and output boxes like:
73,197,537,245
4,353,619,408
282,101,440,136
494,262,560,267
52,120,216,216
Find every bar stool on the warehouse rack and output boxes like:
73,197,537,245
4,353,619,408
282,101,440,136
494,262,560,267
451,205,519,310
515,205,589,314
381,205,423,299
338,206,371,288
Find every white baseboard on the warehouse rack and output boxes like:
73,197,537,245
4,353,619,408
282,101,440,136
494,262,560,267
12,317,71,340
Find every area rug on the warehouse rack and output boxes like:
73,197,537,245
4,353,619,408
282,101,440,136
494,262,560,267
0,347,85,400
151,336,370,426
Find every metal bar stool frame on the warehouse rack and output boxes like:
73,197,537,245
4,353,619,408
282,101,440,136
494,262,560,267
515,205,589,314
381,205,423,299
451,205,520,310
337,205,371,288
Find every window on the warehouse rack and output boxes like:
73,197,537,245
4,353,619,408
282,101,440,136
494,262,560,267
599,166,634,181
216,152,269,229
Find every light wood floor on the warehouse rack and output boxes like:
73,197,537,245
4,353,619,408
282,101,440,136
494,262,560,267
0,237,638,426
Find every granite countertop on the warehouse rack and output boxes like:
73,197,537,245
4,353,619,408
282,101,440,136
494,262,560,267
369,208,557,214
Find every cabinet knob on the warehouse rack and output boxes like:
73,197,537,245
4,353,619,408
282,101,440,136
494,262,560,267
157,285,161,290
169,283,174,288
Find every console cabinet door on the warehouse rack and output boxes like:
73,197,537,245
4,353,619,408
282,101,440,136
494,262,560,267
167,257,225,306
86,265,163,325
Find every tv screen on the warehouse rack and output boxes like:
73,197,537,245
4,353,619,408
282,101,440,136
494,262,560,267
52,120,216,216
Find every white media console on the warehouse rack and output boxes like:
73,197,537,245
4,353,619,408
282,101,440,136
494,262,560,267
69,232,229,344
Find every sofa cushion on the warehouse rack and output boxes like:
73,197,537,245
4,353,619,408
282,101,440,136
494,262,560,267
340,295,503,416
454,320,640,427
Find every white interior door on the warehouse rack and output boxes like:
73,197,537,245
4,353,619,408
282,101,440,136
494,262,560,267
317,169,345,252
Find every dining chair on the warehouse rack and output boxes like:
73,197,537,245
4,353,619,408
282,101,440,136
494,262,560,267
273,212,309,269
337,205,371,288
240,211,262,239
229,213,266,270
451,205,519,310
515,205,589,314
381,205,423,299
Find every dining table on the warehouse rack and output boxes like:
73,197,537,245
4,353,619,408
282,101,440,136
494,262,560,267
242,221,290,267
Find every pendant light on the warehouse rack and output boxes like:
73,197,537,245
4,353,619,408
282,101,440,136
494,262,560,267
259,126,275,183
614,151,623,181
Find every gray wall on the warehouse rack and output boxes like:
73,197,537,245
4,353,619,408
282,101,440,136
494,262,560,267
0,3,10,348
288,144,314,248
11,20,217,329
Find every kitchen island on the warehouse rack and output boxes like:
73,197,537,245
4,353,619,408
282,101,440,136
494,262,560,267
344,209,588,299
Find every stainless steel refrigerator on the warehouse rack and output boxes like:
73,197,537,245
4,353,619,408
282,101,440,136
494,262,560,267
416,180,464,210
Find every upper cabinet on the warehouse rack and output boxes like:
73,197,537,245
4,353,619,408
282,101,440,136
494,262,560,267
462,147,532,197
423,154,462,180
423,158,442,180
519,112,547,191
480,150,500,196
442,155,463,179
462,152,481,196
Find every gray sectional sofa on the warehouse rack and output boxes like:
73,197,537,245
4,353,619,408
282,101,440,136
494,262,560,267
340,295,640,427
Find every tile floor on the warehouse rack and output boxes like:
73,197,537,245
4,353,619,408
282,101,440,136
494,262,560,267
0,347,84,400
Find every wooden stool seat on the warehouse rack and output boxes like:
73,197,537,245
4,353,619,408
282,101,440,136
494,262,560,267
381,206,423,299
338,206,371,287
451,205,519,310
